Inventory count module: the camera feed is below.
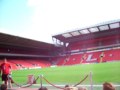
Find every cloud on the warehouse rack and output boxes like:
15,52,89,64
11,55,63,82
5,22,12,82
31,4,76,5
0,28,18,35
1,0,120,43
26,0,120,43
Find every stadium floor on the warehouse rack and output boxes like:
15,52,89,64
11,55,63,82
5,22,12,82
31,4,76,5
8,85,61,90
8,87,58,90
8,84,120,90
8,88,37,90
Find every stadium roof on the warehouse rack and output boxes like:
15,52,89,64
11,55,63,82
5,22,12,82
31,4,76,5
0,32,54,50
52,20,120,43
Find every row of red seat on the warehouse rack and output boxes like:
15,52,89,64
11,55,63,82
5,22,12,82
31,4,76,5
57,48,120,66
0,59,51,70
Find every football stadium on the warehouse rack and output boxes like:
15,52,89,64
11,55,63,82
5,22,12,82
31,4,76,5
0,20,120,90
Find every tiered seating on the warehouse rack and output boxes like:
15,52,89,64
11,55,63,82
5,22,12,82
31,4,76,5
57,56,68,66
56,48,120,66
64,54,82,65
29,60,51,68
9,62,19,70
9,60,34,69
8,59,51,70
102,49,120,62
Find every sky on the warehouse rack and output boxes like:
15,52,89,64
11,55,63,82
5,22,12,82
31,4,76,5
0,0,120,43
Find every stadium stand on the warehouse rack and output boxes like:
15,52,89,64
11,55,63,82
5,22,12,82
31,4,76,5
0,20,120,90
52,20,120,66
56,47,120,66
0,20,120,69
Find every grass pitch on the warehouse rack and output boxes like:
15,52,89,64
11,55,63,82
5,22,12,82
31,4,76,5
8,61,120,85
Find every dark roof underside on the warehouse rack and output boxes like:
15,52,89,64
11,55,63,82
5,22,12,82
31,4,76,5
0,32,54,50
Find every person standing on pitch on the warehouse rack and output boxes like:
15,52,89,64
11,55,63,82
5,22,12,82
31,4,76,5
0,58,12,88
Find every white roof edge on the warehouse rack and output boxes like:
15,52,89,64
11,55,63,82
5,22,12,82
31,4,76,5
53,19,120,36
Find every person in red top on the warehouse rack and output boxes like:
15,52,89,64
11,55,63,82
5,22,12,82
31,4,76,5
0,58,12,87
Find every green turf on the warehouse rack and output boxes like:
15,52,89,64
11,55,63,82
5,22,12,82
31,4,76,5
1,61,120,85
